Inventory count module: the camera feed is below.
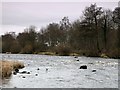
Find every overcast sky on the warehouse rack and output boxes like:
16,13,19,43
1,1,119,35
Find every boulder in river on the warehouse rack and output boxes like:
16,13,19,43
21,71,27,74
35,74,38,76
22,76,25,78
15,68,19,73
37,68,40,70
92,70,96,72
13,71,17,75
79,65,87,69
88,63,94,64
74,56,78,58
19,71,31,74
27,72,30,74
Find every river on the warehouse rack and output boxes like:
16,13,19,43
0,54,118,88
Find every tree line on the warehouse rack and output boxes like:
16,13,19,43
1,4,120,58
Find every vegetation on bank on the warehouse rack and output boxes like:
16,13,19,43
0,60,24,78
1,4,120,58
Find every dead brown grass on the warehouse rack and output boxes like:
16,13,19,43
0,60,25,78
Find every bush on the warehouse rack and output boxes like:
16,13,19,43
0,60,25,78
10,41,21,53
79,50,99,57
0,61,12,78
11,61,25,69
21,44,33,54
107,48,120,58
54,44,72,56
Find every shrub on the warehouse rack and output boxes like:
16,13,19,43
0,61,12,78
11,61,25,69
54,44,72,56
107,48,120,58
0,60,25,78
21,44,33,54
79,50,99,57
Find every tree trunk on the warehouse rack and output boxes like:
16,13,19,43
95,16,100,53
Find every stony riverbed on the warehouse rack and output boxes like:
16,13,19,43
1,54,118,88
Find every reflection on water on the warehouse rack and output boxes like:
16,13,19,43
1,54,119,88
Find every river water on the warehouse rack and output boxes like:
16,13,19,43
0,54,119,88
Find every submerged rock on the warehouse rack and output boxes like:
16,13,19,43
79,65,87,69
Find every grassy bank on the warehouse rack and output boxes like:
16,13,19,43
35,51,113,59
0,60,24,78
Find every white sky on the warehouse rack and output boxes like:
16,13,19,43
0,0,120,35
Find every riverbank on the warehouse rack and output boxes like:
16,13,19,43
34,51,119,59
0,60,24,78
3,51,120,59
36,52,79,56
